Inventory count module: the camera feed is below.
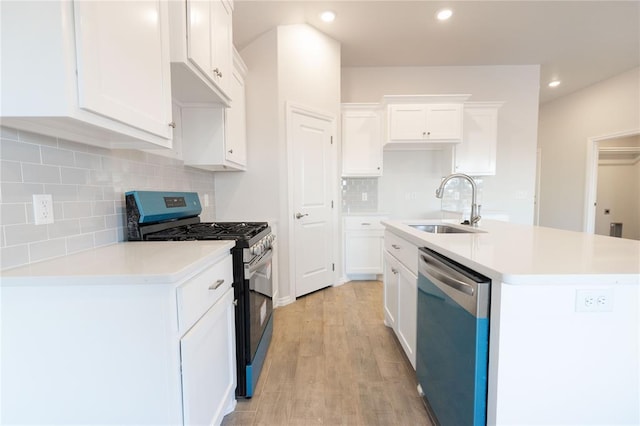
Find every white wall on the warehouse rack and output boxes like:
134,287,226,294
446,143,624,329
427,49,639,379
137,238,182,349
215,24,341,304
595,161,640,240
538,67,640,232
341,65,540,224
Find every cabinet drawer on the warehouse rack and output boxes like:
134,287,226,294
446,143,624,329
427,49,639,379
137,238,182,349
344,216,387,231
177,254,233,333
384,231,418,275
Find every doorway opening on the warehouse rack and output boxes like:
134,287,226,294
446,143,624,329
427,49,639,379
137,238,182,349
584,129,640,239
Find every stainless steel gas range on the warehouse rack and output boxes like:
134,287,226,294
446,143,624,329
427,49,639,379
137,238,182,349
125,190,274,398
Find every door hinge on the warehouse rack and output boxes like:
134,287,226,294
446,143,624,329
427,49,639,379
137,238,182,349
332,263,335,271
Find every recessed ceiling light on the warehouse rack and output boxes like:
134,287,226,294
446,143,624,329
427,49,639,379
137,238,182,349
436,9,453,21
320,11,336,23
548,80,561,88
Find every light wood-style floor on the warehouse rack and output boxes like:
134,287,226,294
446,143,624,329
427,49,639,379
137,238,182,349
222,280,432,425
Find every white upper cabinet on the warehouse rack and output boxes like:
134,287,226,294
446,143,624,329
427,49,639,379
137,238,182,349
181,48,247,172
341,104,383,176
169,0,233,105
0,1,173,149
454,102,503,176
383,95,470,147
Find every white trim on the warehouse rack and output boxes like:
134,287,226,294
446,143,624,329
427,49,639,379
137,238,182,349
584,128,640,233
285,102,338,300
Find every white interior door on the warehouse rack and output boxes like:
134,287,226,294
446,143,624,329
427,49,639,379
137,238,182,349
289,106,335,298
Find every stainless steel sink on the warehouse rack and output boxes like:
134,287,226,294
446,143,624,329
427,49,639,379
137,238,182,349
409,224,476,234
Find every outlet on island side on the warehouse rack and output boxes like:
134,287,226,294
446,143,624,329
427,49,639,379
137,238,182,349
33,194,54,225
575,289,613,312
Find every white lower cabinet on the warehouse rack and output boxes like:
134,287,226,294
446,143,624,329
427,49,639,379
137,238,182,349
396,261,417,369
181,287,236,425
344,216,387,277
0,250,235,425
383,230,418,369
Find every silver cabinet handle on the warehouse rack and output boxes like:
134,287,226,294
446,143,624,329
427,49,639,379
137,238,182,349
228,149,233,154
168,121,176,128
361,222,371,226
213,68,223,78
295,212,308,219
391,268,398,275
208,279,224,290
392,244,401,249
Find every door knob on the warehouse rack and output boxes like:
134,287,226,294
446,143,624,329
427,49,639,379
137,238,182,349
295,212,308,219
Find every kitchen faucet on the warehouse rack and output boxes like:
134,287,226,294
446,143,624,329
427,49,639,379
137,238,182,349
435,173,481,226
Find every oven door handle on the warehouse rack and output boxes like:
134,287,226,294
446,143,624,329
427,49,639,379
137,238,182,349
246,248,273,278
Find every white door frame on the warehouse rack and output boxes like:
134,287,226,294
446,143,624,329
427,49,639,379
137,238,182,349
584,128,640,233
285,102,338,299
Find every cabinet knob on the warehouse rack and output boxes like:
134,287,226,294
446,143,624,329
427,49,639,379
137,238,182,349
422,131,426,136
168,121,176,128
391,268,398,275
392,244,401,249
213,68,223,78
228,149,233,154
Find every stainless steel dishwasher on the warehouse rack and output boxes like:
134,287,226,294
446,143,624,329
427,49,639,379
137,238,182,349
417,247,491,426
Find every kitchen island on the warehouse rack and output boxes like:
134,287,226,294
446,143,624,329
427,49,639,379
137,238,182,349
383,219,639,425
1,241,236,426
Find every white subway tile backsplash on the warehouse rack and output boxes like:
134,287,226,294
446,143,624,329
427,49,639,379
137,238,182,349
22,163,61,183
1,139,41,163
48,219,81,239
75,152,102,169
43,184,79,201
66,234,95,254
63,201,93,219
79,217,105,233
1,182,45,203
1,125,217,270
41,146,75,167
1,160,23,182
94,229,117,247
4,223,48,246
61,167,88,185
29,238,66,263
1,204,27,225
1,245,29,269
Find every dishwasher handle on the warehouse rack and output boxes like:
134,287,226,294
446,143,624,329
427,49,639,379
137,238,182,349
421,255,474,296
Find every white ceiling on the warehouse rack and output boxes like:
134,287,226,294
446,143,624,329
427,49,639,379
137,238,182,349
232,1,640,104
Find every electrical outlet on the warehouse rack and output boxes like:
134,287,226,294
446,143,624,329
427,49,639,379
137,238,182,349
362,192,368,201
576,289,613,312
33,194,54,225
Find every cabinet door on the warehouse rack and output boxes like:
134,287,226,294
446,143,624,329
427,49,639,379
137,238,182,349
454,106,499,175
387,104,427,140
225,60,247,168
211,0,233,95
342,109,382,176
397,262,418,369
345,232,384,274
383,251,400,330
425,104,463,140
186,0,212,78
73,1,172,139
181,287,236,426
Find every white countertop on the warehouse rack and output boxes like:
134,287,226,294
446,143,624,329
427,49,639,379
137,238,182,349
382,219,640,285
0,241,235,286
